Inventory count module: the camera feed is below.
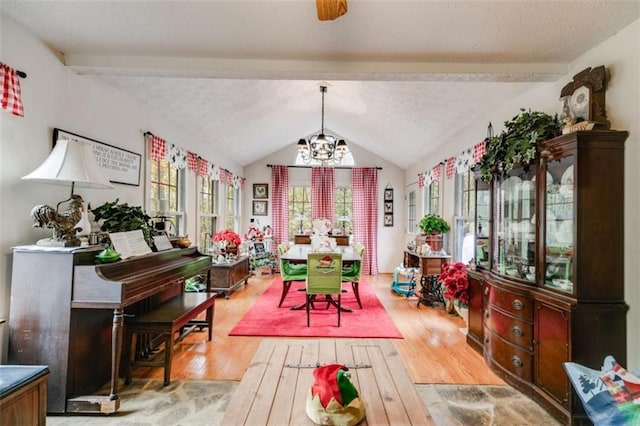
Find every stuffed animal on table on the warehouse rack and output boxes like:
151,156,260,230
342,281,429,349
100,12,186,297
306,364,366,426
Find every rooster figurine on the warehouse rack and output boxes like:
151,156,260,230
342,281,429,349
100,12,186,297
30,194,84,246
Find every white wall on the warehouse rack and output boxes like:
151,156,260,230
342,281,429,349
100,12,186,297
405,19,640,368
243,140,406,273
0,15,241,362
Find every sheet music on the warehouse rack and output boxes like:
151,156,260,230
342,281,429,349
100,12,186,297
109,230,152,259
153,235,174,251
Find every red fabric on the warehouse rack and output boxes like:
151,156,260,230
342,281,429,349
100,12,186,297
0,63,24,117
311,167,335,222
432,164,441,181
271,165,289,256
150,135,166,161
239,177,246,189
445,157,455,179
187,151,198,172
312,365,347,407
473,141,486,164
418,172,425,188
198,158,208,177
220,169,232,186
351,168,378,275
228,276,402,338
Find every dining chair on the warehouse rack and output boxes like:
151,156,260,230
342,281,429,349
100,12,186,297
306,252,343,326
341,242,365,308
278,242,307,307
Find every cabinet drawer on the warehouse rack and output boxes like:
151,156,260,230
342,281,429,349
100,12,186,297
488,285,532,320
484,328,532,382
485,306,532,350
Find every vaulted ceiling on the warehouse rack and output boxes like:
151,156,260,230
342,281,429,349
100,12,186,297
2,1,638,169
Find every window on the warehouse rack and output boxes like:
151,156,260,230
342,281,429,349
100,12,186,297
407,189,416,234
424,180,440,215
334,187,352,234
454,170,476,263
198,176,218,253
288,186,311,236
149,159,183,235
225,185,240,232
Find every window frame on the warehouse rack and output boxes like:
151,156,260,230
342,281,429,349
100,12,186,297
197,176,219,253
148,158,185,236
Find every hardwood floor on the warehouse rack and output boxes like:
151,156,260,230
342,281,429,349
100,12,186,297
132,273,504,385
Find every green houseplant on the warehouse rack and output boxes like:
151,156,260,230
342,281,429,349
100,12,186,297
418,214,450,235
478,109,562,181
90,199,152,242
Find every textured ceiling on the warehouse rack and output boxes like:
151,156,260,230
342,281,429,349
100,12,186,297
2,0,638,169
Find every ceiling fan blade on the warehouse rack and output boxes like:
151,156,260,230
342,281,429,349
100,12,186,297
316,0,348,21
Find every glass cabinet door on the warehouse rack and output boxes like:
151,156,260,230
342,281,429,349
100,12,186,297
544,155,574,293
474,176,491,268
492,166,536,281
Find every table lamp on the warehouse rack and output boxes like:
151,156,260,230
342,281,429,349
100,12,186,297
22,138,114,246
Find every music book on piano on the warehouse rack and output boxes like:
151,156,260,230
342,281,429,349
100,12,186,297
109,230,152,259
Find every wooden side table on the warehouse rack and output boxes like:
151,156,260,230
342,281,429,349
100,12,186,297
209,256,251,299
403,250,450,307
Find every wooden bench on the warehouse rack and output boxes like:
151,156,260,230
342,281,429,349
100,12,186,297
222,339,434,425
124,291,216,386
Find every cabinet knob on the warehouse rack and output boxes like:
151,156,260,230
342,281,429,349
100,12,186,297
512,299,524,310
511,326,524,337
485,311,490,319
511,356,524,368
485,336,489,344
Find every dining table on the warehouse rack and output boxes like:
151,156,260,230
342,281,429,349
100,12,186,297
280,244,362,312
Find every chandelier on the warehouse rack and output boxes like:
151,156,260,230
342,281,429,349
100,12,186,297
297,85,348,165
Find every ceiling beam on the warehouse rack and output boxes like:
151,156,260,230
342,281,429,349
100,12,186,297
65,54,566,83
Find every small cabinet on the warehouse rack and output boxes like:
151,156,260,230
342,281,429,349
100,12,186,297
209,256,251,299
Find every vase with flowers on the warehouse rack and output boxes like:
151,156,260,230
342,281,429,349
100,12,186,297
439,262,470,324
212,229,242,257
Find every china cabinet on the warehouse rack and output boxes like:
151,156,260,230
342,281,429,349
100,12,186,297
470,130,628,424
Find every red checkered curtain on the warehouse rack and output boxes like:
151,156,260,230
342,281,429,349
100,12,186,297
187,151,198,172
148,134,167,161
271,165,289,255
473,141,486,164
351,167,378,275
445,157,456,179
0,62,24,117
197,158,208,177
417,172,425,188
311,167,335,223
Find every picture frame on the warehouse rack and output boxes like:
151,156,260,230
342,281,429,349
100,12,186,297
384,214,393,227
384,201,393,214
384,188,393,201
253,183,269,199
253,200,268,216
53,128,141,186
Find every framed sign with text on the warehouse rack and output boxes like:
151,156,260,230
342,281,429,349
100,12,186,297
53,128,142,186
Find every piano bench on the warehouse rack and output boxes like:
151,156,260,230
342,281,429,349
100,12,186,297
124,291,216,386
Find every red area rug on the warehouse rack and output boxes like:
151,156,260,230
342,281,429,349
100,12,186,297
229,277,403,338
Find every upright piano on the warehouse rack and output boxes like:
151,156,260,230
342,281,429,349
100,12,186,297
8,245,210,414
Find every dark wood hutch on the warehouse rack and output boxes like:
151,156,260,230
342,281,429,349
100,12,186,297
467,130,628,424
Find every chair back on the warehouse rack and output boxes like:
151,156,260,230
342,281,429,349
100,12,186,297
277,242,290,257
306,253,343,295
343,243,365,280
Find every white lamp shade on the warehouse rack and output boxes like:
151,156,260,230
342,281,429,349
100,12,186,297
22,139,114,189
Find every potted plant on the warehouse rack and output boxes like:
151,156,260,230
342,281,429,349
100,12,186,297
90,199,152,244
478,109,562,181
418,214,450,235
439,262,470,322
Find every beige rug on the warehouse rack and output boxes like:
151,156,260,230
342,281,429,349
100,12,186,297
47,380,560,425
